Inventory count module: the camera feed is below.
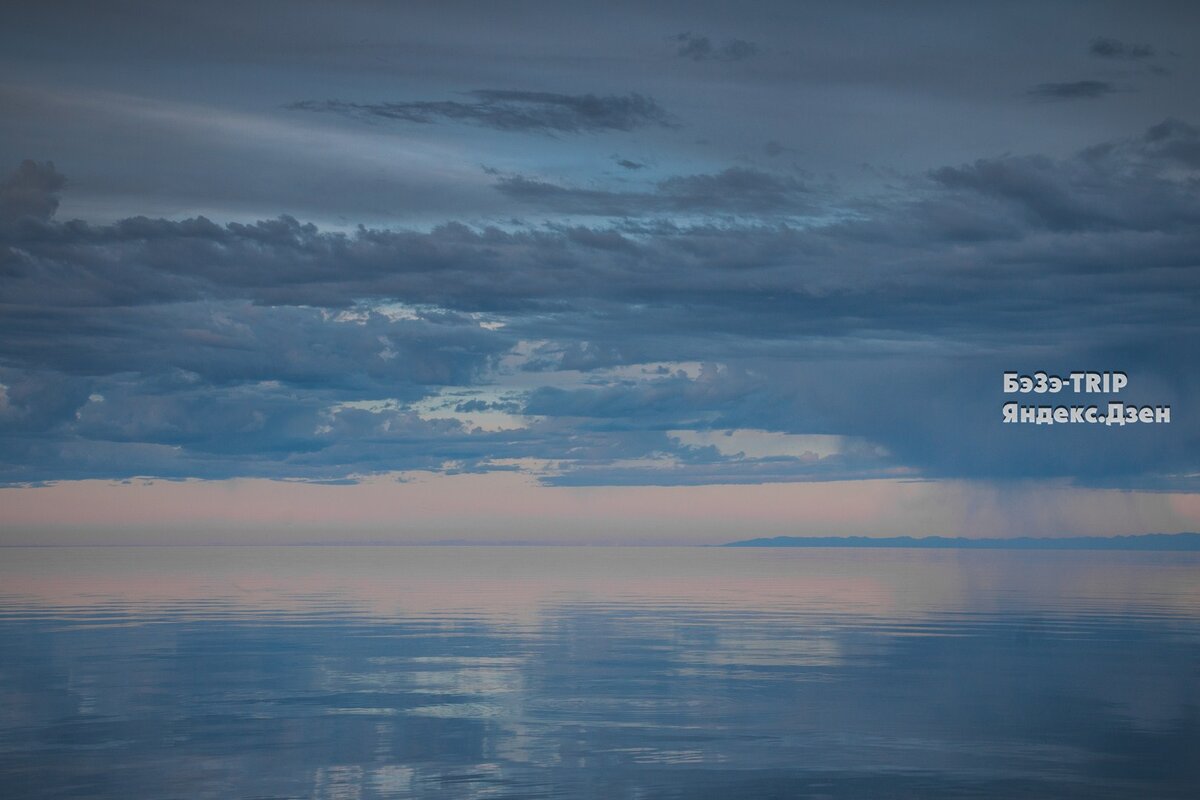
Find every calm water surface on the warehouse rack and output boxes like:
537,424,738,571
0,546,1197,799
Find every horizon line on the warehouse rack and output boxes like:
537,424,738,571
3,532,1199,549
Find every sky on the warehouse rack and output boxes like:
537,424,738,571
1,0,1199,544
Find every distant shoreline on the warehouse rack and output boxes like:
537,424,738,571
2,533,1200,549
723,533,1200,550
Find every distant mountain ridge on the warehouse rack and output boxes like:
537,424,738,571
723,533,1200,550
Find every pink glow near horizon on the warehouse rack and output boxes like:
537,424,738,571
2,472,1198,545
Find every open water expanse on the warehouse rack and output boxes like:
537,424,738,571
0,546,1197,799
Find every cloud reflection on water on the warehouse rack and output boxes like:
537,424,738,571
1,547,1197,799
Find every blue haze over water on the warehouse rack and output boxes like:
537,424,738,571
1,546,1197,799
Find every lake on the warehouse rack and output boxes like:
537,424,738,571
1,546,1197,799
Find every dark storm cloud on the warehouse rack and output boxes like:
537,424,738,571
674,33,759,62
1,119,1198,487
3,119,1197,317
0,298,519,485
1137,117,1200,168
521,353,1199,490
288,91,675,134
1089,37,1155,59
1027,80,1117,101
0,161,66,223
0,300,509,389
494,167,815,216
926,117,1200,233
0,377,494,484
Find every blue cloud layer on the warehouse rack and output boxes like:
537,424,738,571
1,117,1197,488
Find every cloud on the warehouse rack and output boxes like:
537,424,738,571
1137,117,1200,168
1027,80,1118,101
1,121,1198,489
763,141,794,158
0,160,66,223
1089,37,1155,59
288,90,675,134
929,120,1200,232
674,33,759,62
494,166,816,216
